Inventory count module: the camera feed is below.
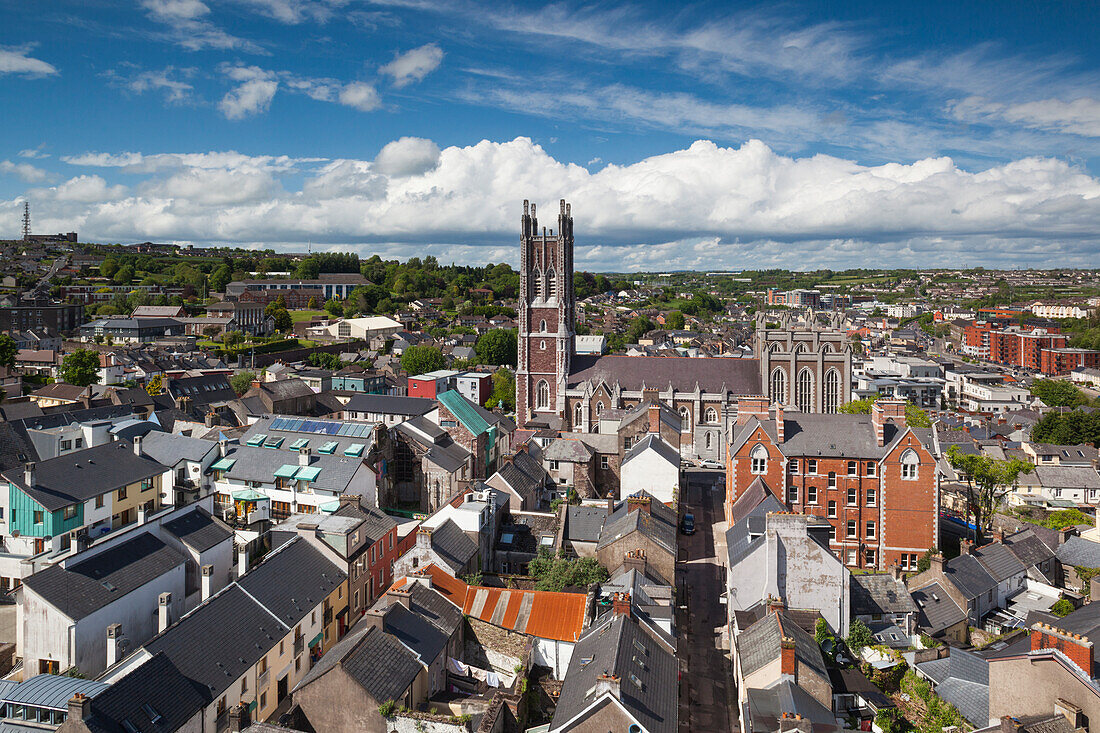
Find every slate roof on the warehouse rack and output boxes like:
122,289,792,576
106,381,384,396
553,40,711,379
1004,528,1057,568
943,553,998,599
912,582,966,633
81,652,206,733
736,611,827,680
621,434,680,468
427,519,479,573
731,413,911,460
618,400,680,434
0,422,34,472
597,492,677,557
492,452,548,506
567,353,760,396
972,543,1027,583
746,681,838,733
138,430,217,465
1,440,166,512
1033,465,1100,489
161,508,233,553
343,393,436,416
220,444,363,495
1057,536,1100,569
333,499,398,547
21,533,185,621
550,612,677,733
544,438,594,463
850,574,918,617
565,505,607,543
921,648,989,727
294,621,421,704
236,537,344,627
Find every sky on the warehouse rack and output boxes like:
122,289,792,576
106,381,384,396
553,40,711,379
1,0,1099,271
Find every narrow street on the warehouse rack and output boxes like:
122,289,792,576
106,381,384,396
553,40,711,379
678,469,737,733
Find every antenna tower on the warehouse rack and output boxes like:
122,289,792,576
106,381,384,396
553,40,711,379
21,202,30,240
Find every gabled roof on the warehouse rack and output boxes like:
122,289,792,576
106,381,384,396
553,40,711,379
736,611,828,680
22,533,185,622
850,574,918,617
1003,528,1057,568
426,519,478,573
597,492,677,559
344,393,436,416
621,434,680,469
161,508,233,553
565,505,607,543
139,430,218,465
544,438,594,463
971,543,1027,583
911,582,966,633
2,440,166,512
567,353,760,396
550,612,677,733
333,498,398,547
1056,536,1100,569
437,389,497,436
236,537,344,628
294,621,421,704
942,553,998,599
746,680,838,733
381,602,449,664
81,652,206,733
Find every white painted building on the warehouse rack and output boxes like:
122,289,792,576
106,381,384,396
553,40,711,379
619,434,681,504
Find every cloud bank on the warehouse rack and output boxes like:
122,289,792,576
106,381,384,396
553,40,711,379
6,137,1099,270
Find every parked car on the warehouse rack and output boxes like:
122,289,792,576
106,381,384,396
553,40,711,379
700,459,723,470
680,512,695,535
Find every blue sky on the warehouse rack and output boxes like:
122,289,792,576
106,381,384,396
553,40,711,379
1,0,1099,270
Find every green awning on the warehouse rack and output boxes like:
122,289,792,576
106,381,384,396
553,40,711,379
232,489,269,502
344,443,364,457
296,466,321,482
309,631,323,647
274,464,300,479
211,457,236,471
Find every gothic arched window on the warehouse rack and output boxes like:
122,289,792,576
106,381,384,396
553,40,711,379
705,407,719,424
823,369,841,414
536,380,550,410
750,444,768,474
539,319,547,333
574,402,583,428
705,432,714,450
679,406,690,432
595,401,604,416
547,268,557,299
796,369,814,413
533,268,543,300
770,368,787,405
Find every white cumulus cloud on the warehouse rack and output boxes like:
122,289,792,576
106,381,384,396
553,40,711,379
338,82,381,111
373,137,441,177
0,45,57,76
380,43,443,87
0,161,50,183
219,67,279,119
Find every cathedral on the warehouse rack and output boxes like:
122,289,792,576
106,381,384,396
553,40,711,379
515,200,852,462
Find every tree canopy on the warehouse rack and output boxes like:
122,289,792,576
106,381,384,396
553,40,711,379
946,445,1033,542
1031,379,1090,408
487,367,515,411
1031,410,1100,446
527,549,608,592
230,371,256,396
58,349,101,387
401,345,445,376
838,396,932,428
475,329,517,367
0,334,16,371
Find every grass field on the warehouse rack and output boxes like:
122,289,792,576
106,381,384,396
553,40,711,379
290,309,327,322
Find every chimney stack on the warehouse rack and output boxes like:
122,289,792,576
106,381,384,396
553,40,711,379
611,592,632,617
416,526,433,549
737,396,770,425
201,564,214,601
1000,717,1025,733
648,404,661,434
594,674,620,700
106,624,123,668
229,703,251,733
871,399,907,446
23,462,35,489
238,544,249,576
626,495,651,515
622,549,646,576
158,592,172,632
67,693,92,722
298,447,311,467
775,404,785,443
1054,699,1085,729
338,493,361,509
780,637,797,678
132,435,143,457
930,552,945,573
388,587,412,610
205,412,216,428
364,607,388,632
889,564,904,581
766,596,786,615
960,539,974,556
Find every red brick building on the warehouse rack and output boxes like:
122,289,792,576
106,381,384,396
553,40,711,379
1039,347,1100,376
725,398,938,571
989,329,1067,370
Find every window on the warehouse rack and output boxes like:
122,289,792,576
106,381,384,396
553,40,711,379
549,460,559,471
705,407,719,424
828,472,836,488
540,319,547,332
900,449,919,480
33,511,43,525
601,456,609,470
788,459,798,474
750,444,768,474
118,487,127,500
846,520,857,538
241,678,248,694
704,432,713,450
75,438,83,449
535,380,550,410
260,692,267,709
574,402,583,427
864,548,877,567
807,459,817,474
60,439,72,451
866,521,876,539
796,369,814,413
547,268,557,299
846,549,857,565
866,462,876,477
623,437,632,450
806,485,818,504
787,486,798,504
63,505,77,520
769,368,787,404
828,525,836,541
866,488,876,506
847,487,857,506
827,500,837,518
847,460,857,476
595,402,604,416
679,407,690,432
823,369,841,414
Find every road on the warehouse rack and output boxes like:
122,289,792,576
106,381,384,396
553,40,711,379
677,468,737,732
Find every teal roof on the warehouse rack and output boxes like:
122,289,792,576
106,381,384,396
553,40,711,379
211,457,236,471
319,500,339,514
232,489,269,502
296,466,322,482
289,438,309,450
437,389,492,436
274,464,299,479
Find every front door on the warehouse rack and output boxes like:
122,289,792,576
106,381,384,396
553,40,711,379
277,675,288,702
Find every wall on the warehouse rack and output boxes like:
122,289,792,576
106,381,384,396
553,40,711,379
619,448,678,504
988,653,1100,728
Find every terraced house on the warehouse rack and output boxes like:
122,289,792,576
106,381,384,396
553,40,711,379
0,438,166,586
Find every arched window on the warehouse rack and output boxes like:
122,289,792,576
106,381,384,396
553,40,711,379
705,407,719,424
823,369,841,414
705,432,714,450
769,342,782,353
595,402,604,416
539,319,547,333
900,449,919,480
794,342,807,353
546,268,557,299
533,268,543,300
769,368,787,404
679,406,690,432
536,380,550,410
796,369,814,413
750,444,768,474
574,402,583,428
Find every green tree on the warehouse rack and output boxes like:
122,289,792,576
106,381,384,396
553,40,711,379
323,298,344,317
230,371,256,396
100,258,119,278
58,349,101,387
1051,598,1075,617
401,345,445,376
1031,410,1100,446
626,316,654,343
307,352,344,370
209,265,233,293
223,330,245,348
0,334,17,370
112,264,135,285
202,325,221,340
846,618,873,651
917,548,936,573
1031,379,1089,408
144,374,164,396
527,549,609,592
814,617,832,645
271,308,292,332
838,396,932,428
947,445,1033,543
665,310,685,330
487,367,516,411
475,329,517,367
307,296,319,310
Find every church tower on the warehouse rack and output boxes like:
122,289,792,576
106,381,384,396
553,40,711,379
516,199,575,428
